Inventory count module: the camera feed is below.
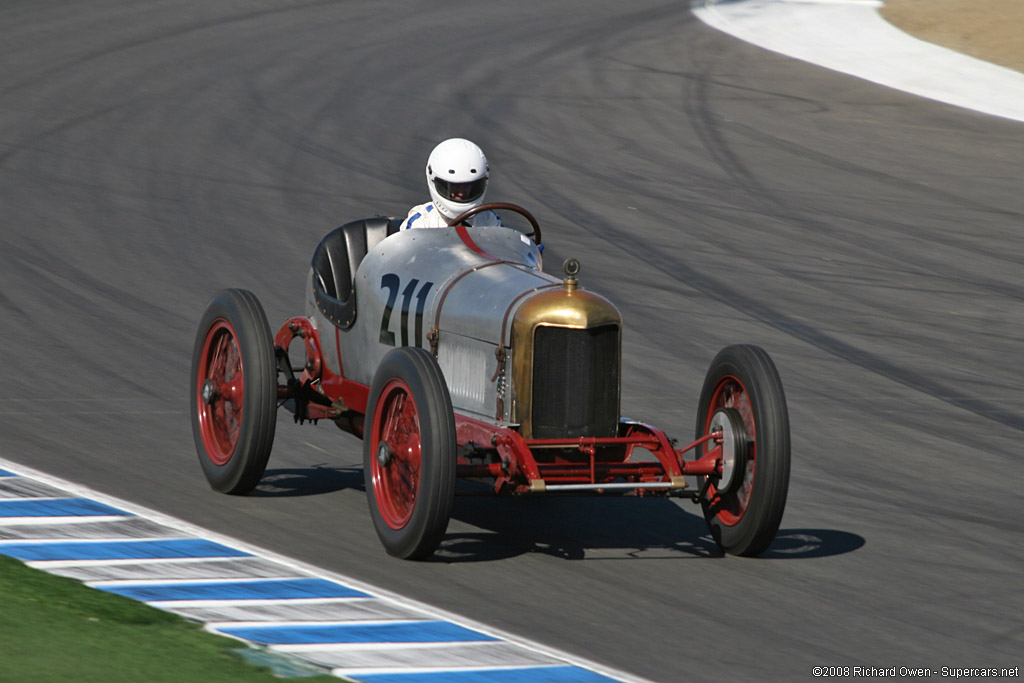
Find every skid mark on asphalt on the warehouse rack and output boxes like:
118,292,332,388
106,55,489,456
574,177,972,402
0,462,643,682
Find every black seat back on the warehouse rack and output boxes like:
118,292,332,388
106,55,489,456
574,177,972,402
311,217,400,329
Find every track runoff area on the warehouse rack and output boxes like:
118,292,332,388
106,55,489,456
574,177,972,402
0,459,648,683
692,0,1024,125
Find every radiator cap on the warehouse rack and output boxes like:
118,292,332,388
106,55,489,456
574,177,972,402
562,258,580,292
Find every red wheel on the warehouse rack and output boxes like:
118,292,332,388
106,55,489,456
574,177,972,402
703,377,755,526
364,347,455,559
195,319,244,466
190,289,276,494
694,345,789,556
370,378,422,529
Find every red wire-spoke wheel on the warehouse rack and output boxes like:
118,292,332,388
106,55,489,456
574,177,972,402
371,379,422,528
196,319,244,465
694,345,790,557
365,347,455,560
190,289,277,495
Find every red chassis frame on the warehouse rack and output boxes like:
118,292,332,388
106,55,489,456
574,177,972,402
275,316,723,497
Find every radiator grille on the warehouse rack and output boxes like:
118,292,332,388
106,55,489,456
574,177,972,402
531,324,619,439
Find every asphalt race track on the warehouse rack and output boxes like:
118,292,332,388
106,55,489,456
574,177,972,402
2,1,1023,680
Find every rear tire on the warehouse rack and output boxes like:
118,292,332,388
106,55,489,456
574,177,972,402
694,345,789,556
190,289,277,494
364,347,456,559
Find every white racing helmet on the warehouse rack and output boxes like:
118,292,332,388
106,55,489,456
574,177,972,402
426,138,489,220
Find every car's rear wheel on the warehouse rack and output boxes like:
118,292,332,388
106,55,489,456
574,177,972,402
364,347,455,560
694,345,789,556
191,289,277,494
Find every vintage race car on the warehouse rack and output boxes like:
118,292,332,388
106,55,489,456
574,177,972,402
190,203,790,559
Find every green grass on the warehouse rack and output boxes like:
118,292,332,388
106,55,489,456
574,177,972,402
0,554,342,682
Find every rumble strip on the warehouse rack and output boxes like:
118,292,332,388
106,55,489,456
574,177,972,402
0,459,648,682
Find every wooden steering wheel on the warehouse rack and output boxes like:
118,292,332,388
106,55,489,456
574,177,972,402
448,203,541,245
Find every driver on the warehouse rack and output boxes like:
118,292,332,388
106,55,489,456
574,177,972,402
402,138,503,230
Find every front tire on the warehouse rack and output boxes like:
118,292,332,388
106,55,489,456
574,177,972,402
362,348,454,561
694,345,790,556
190,289,277,494
364,347,456,560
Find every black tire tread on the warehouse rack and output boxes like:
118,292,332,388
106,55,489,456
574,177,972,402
190,288,277,495
695,344,790,557
364,346,455,560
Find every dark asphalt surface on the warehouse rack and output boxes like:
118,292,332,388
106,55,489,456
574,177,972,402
2,1,1023,680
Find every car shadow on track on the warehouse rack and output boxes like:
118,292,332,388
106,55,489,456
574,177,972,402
437,493,715,562
248,465,365,497
758,529,866,559
434,487,864,562
243,467,865,561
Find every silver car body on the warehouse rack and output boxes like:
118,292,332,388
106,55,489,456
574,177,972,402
306,224,621,434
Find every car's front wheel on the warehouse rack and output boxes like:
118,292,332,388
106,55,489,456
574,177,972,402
694,345,790,556
364,347,456,560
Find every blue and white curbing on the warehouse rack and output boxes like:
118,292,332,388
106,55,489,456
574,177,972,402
0,459,648,682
